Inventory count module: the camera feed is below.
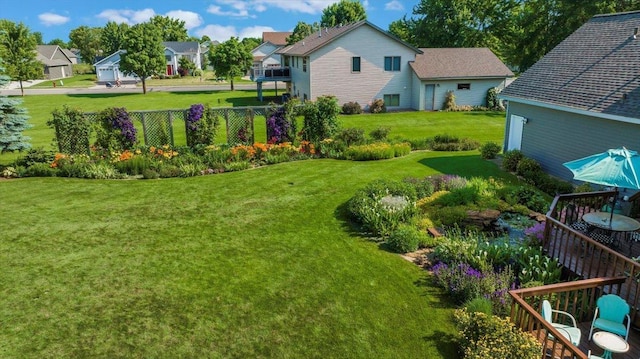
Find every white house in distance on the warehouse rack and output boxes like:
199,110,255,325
272,20,513,111
251,32,292,80
94,41,204,83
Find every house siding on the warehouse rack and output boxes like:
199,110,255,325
419,79,506,110
304,26,416,109
411,72,422,110
505,102,640,181
290,56,311,100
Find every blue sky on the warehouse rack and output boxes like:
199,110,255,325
3,0,420,43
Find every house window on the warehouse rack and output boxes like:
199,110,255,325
284,56,290,66
384,56,401,71
383,94,400,107
457,83,471,90
352,57,361,72
303,57,307,72
165,55,171,62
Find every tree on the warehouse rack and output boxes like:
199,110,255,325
286,21,316,45
0,57,31,153
101,21,129,56
0,20,42,96
47,38,68,48
320,0,367,27
69,26,102,63
241,37,261,51
149,15,188,41
208,37,252,91
178,56,195,76
33,31,43,45
119,22,165,94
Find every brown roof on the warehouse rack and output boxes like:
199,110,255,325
410,48,513,80
262,32,292,46
279,20,420,57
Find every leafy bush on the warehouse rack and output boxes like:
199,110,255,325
386,224,424,253
113,155,153,175
94,107,137,152
392,143,411,157
23,163,57,177
430,174,468,191
142,168,159,179
301,95,341,143
443,90,456,111
429,134,480,151
369,127,391,141
515,246,562,285
341,101,362,115
347,179,417,237
369,98,386,113
403,177,435,199
515,157,542,177
431,206,468,227
502,150,523,172
486,87,504,111
479,142,501,159
14,147,56,167
316,138,346,159
502,186,548,213
335,127,365,147
72,63,94,75
432,261,514,306
407,138,431,150
464,297,493,315
454,309,542,359
345,142,395,161
186,104,220,148
48,106,91,155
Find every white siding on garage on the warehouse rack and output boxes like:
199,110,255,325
306,26,416,109
422,78,508,110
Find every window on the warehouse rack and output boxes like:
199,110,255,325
352,57,361,72
457,83,471,90
384,56,401,71
303,57,307,72
383,94,400,107
296,57,299,68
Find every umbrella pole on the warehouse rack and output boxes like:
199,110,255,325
609,188,618,226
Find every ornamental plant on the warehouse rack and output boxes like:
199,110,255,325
301,95,341,143
186,104,219,148
94,107,137,152
266,106,294,144
48,106,91,155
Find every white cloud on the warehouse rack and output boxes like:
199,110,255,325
195,24,237,43
206,5,250,18
38,13,70,26
207,0,336,18
165,10,203,30
96,8,156,25
239,26,275,39
385,1,404,11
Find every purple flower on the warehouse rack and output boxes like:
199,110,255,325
187,104,204,132
266,107,292,144
110,108,136,149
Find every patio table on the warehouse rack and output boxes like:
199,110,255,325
592,331,629,359
582,212,640,251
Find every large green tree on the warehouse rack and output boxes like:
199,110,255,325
286,21,316,45
320,0,367,27
0,20,42,96
119,22,165,94
101,21,129,56
0,57,31,153
69,26,102,64
241,37,261,51
208,37,252,91
47,38,68,48
150,15,188,41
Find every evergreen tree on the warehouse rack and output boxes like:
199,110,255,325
0,57,31,153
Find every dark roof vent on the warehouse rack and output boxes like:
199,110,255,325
634,27,639,39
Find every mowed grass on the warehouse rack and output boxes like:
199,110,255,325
0,151,517,358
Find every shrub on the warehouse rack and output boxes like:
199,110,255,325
94,107,137,152
502,186,548,213
23,163,57,177
486,87,504,111
345,142,395,161
142,168,159,179
431,205,468,227
403,177,435,199
301,95,341,143
186,104,220,148
341,101,362,115
429,134,480,151
479,142,501,159
454,309,542,359
14,147,56,167
48,106,91,155
407,138,431,150
369,98,386,113
432,262,514,306
392,143,411,157
369,126,391,141
266,105,295,144
316,138,346,159
335,127,365,147
443,90,456,111
515,246,562,285
347,179,417,237
386,224,425,253
72,63,94,75
502,150,523,172
157,164,181,178
430,174,468,191
113,155,153,175
515,157,542,177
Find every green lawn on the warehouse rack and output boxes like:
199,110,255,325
30,74,98,89
0,151,519,358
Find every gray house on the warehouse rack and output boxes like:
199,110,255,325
35,45,73,80
500,10,640,181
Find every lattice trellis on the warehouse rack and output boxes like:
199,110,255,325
216,108,258,146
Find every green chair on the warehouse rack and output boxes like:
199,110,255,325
541,300,582,346
588,294,630,341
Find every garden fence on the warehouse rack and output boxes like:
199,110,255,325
80,105,273,150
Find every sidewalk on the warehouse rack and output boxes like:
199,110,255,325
2,80,46,90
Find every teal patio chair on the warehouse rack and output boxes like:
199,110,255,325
541,300,582,346
588,294,631,341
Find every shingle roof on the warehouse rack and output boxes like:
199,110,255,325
36,45,58,60
501,11,640,119
262,32,292,46
163,41,200,54
410,48,513,80
279,20,420,57
36,45,71,66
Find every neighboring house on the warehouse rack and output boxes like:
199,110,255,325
275,20,511,110
410,48,513,110
94,41,203,82
163,41,202,76
500,11,640,181
61,49,78,64
36,45,73,80
93,50,139,84
251,32,292,79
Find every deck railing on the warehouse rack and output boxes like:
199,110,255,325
509,277,627,359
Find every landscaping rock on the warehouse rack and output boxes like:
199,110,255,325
465,209,501,230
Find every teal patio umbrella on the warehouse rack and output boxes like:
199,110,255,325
563,147,640,222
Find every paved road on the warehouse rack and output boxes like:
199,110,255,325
0,82,283,96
